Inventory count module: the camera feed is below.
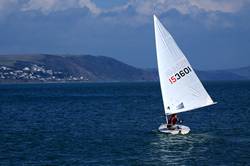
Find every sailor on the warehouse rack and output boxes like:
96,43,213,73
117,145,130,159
167,114,178,130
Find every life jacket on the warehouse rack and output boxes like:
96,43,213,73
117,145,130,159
168,116,177,125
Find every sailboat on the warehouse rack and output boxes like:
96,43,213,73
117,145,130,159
153,15,216,135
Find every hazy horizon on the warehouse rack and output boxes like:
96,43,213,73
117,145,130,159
0,53,250,71
0,0,250,70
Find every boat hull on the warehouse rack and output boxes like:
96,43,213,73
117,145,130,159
158,124,190,135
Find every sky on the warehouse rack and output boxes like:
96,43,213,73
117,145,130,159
0,0,250,70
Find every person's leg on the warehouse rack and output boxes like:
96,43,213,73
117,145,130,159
168,125,177,130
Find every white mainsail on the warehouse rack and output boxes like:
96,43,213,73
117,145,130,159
153,15,216,115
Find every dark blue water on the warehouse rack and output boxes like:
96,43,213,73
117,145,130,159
0,82,249,165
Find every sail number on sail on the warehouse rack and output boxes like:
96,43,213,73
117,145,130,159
169,66,192,84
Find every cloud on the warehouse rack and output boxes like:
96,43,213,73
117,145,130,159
0,0,18,14
21,0,79,14
1,0,250,27
189,0,248,13
20,0,126,15
78,0,101,15
1,0,248,16
0,0,22,21
130,0,250,16
21,0,103,15
109,0,250,27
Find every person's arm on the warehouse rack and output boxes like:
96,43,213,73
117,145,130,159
173,118,177,125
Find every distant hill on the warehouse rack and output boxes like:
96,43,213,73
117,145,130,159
0,54,249,83
196,70,247,81
146,68,249,81
229,66,250,80
0,54,154,82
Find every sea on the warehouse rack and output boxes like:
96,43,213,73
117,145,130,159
0,82,249,166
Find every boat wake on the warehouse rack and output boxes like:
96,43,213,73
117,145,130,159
148,132,213,165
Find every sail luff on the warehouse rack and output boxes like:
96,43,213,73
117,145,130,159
153,15,170,114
